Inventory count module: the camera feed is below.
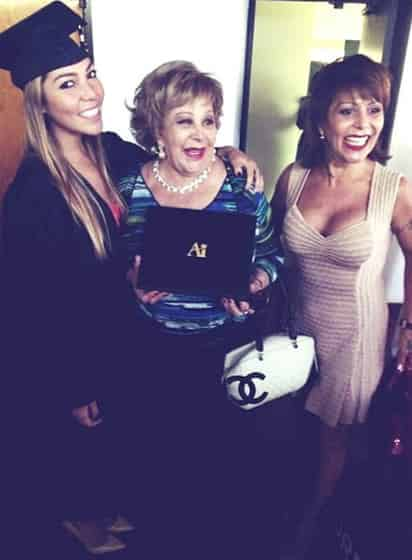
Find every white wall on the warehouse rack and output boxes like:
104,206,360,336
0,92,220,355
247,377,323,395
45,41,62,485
90,0,249,147
384,26,412,303
247,2,316,198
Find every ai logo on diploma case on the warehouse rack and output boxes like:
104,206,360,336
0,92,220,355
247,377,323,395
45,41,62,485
187,242,208,258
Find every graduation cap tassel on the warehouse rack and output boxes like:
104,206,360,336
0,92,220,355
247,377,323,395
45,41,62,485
78,0,89,52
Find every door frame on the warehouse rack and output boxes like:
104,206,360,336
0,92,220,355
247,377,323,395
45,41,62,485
239,0,412,154
84,0,94,60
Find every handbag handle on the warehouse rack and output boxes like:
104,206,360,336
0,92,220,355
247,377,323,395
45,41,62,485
230,184,298,352
277,266,298,344
255,266,298,354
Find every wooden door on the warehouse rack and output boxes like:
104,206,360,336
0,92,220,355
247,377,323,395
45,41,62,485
0,0,80,202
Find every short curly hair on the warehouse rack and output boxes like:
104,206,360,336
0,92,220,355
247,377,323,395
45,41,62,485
301,54,392,168
129,60,224,153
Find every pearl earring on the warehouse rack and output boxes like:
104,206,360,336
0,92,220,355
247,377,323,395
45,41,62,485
319,129,325,140
158,143,166,160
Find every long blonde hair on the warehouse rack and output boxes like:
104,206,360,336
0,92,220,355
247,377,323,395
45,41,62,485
24,76,125,259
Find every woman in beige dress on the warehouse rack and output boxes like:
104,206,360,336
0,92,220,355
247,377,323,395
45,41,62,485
272,54,412,558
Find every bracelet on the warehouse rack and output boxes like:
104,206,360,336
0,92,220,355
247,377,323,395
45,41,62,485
400,319,412,330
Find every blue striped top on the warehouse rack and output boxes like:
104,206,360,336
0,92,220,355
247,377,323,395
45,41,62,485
119,162,283,334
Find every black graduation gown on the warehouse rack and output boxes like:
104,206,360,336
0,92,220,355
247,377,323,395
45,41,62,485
1,132,149,412
0,133,149,523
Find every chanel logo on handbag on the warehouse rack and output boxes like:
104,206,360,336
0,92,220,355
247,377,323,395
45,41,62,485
187,242,208,258
225,372,269,406
223,334,316,410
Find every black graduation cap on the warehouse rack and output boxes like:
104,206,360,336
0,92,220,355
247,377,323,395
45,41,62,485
0,1,88,90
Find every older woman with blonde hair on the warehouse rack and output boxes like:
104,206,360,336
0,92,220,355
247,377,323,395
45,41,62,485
119,60,283,558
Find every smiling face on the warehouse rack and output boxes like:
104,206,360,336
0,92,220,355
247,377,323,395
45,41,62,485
42,57,104,144
157,95,218,178
322,89,384,165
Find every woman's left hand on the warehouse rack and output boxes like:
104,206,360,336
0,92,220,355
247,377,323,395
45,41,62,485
221,297,254,319
217,146,264,192
221,269,270,319
396,327,412,374
249,268,270,295
127,255,169,304
72,400,103,428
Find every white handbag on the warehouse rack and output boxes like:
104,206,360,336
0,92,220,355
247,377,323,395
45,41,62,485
222,270,316,410
222,332,316,410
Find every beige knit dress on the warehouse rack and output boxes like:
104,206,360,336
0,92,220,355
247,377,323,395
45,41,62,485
283,162,401,427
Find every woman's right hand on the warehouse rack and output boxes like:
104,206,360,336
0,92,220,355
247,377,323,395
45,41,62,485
128,255,169,304
72,400,102,428
136,288,169,304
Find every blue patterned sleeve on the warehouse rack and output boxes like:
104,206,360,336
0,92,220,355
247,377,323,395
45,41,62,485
252,193,284,283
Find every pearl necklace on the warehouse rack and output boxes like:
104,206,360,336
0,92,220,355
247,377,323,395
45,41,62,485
152,155,216,195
